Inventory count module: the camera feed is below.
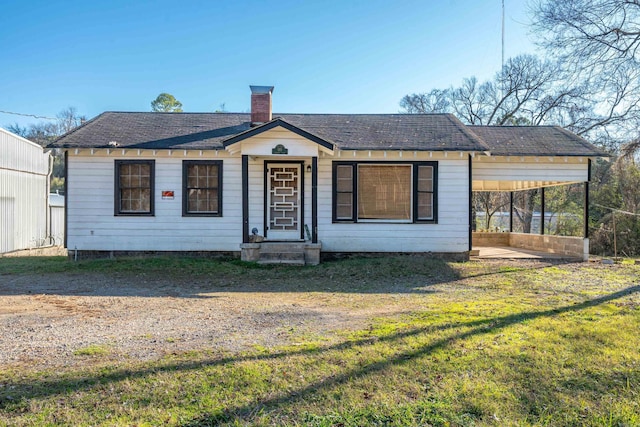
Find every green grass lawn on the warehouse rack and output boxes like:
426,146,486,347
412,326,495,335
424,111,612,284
1,256,639,426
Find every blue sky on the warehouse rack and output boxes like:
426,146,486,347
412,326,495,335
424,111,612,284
1,0,537,128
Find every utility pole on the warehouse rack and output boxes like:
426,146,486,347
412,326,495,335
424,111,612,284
502,0,505,72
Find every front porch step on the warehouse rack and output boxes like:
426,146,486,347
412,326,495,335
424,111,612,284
259,242,307,252
241,241,322,266
257,251,306,265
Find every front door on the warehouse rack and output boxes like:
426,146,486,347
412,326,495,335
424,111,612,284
267,163,301,240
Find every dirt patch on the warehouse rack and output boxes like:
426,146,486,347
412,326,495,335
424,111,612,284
0,246,68,258
0,272,420,371
2,258,636,372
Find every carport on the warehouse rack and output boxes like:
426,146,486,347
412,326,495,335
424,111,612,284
469,126,607,261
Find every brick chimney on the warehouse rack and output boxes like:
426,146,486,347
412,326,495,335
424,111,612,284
250,85,274,126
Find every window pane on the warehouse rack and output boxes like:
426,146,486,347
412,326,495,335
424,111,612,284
358,165,411,220
187,188,218,213
140,189,150,211
205,165,218,187
418,166,433,192
121,189,132,211
336,165,353,192
336,192,352,219
418,193,433,219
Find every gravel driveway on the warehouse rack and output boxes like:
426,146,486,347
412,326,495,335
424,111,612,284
1,272,380,371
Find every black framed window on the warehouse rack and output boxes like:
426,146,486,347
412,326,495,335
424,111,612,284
115,160,155,216
332,161,437,223
335,164,354,220
183,160,222,216
416,165,435,221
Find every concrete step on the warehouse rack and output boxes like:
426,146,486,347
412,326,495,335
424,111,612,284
259,242,307,253
258,251,306,265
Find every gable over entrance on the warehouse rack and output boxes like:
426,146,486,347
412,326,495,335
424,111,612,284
223,118,335,157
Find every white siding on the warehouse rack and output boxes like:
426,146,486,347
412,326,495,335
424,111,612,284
317,151,470,253
68,149,471,254
50,206,65,246
0,128,50,253
67,152,243,251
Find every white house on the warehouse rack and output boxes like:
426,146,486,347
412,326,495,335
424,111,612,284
1,128,52,253
53,86,606,264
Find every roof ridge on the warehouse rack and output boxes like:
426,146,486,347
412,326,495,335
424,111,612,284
445,115,490,151
92,111,456,117
469,124,560,129
99,111,250,115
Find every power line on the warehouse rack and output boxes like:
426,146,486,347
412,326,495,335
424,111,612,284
593,203,640,217
0,110,57,120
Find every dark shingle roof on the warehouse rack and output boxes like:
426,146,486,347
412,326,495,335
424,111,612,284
279,114,488,151
52,112,489,152
469,126,608,157
52,112,606,157
53,112,250,150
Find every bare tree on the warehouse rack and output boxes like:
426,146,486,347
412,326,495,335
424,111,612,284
513,190,540,234
5,107,86,193
532,0,640,69
474,192,510,230
56,107,86,135
400,54,585,128
400,55,582,233
533,0,640,148
400,89,450,114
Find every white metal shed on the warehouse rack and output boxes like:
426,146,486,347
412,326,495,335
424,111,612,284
0,128,51,253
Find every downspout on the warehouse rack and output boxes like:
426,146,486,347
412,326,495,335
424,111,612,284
468,154,473,252
64,150,68,249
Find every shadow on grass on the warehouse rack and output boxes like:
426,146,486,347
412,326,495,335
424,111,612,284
1,284,637,422
182,284,640,426
0,255,574,298
0,256,468,297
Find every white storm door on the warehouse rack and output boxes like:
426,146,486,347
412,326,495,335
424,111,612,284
267,164,301,240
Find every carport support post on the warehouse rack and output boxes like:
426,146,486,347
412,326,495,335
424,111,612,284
584,159,591,239
468,154,472,251
540,187,545,235
509,192,514,232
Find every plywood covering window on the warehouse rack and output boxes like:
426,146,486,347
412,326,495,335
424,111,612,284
332,161,437,223
183,160,222,216
115,160,154,216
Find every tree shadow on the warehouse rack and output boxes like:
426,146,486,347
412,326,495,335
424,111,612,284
1,284,637,420
0,255,573,298
180,284,640,426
